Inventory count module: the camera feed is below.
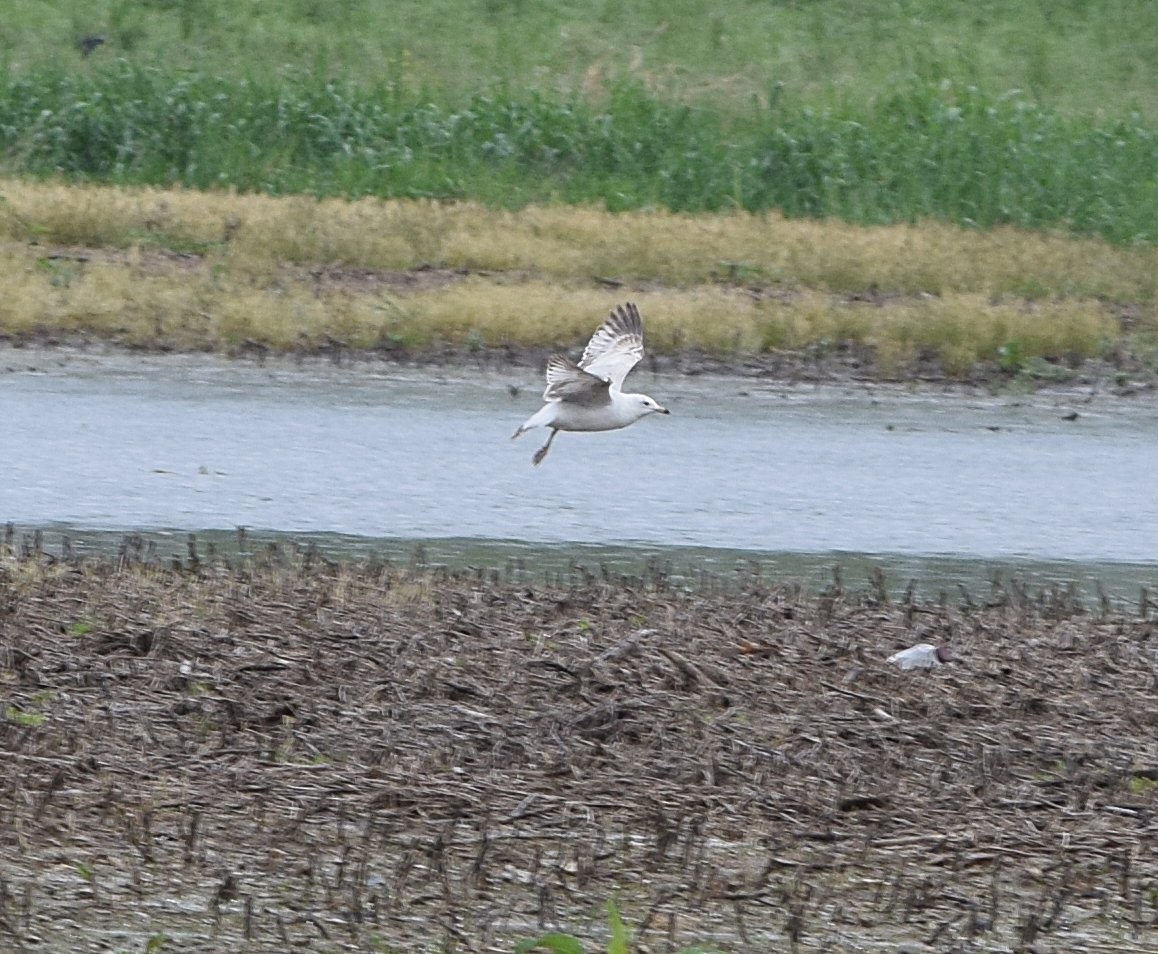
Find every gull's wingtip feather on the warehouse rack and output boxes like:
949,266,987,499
579,300,646,388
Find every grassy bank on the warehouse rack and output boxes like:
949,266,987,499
2,180,1156,380
4,3,1156,250
2,68,1155,245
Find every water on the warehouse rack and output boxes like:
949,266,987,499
3,348,1157,591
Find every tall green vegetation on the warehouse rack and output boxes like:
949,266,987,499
7,0,1158,120
0,68,1155,244
1,1,1155,247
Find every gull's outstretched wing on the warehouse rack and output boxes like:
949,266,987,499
579,302,644,391
542,354,612,406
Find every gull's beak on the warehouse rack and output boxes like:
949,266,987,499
657,405,670,415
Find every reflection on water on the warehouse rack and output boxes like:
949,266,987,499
12,525,1158,604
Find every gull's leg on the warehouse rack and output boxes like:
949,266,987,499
532,429,557,466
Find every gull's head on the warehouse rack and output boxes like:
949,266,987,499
633,394,670,418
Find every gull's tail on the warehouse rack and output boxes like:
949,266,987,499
512,403,555,440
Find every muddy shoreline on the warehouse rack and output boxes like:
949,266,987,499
4,331,1158,398
2,542,1156,951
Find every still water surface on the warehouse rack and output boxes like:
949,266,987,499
3,350,1157,589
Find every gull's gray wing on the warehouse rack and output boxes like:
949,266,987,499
542,354,612,406
579,302,645,390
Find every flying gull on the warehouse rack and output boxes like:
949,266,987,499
512,301,669,466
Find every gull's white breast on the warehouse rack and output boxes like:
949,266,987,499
552,396,638,432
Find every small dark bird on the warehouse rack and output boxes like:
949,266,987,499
78,35,106,57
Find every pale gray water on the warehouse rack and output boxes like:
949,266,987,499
2,349,1157,574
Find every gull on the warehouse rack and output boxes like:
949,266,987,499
512,301,669,466
887,643,953,670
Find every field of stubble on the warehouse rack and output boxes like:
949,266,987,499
1,536,1156,952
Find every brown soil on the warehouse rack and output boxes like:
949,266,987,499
1,538,1156,952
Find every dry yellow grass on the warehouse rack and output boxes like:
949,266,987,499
3,178,1156,298
0,178,1154,377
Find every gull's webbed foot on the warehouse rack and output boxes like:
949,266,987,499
532,429,557,466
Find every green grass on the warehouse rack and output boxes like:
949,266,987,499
6,0,1158,121
2,1,1157,244
5,705,46,727
515,900,717,954
0,67,1155,244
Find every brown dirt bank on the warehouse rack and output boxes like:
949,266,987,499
3,328,1157,397
1,541,1156,952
